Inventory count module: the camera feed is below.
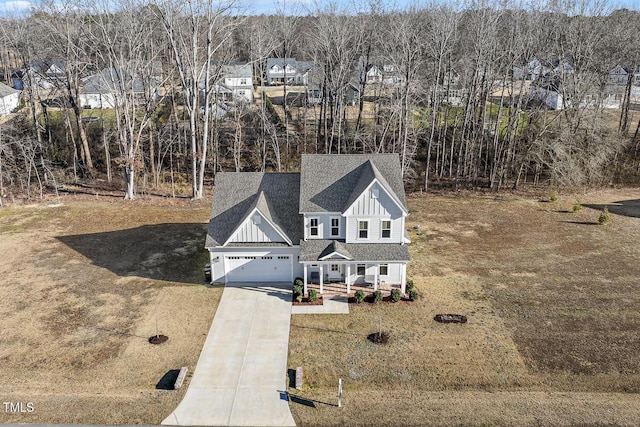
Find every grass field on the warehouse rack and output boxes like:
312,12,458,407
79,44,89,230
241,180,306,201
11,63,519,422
287,188,640,426
1,189,639,425
0,196,220,424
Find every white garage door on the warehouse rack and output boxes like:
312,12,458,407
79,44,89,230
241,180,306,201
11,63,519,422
225,255,292,282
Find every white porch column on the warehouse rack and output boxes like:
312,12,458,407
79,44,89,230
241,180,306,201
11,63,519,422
346,264,351,294
319,264,324,294
303,264,308,295
400,263,407,293
374,264,379,291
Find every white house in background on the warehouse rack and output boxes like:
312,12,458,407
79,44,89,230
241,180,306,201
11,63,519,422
0,82,20,115
205,154,411,294
79,68,159,109
215,63,253,103
266,58,314,85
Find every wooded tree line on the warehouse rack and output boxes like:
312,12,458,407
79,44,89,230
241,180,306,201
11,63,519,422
1,0,639,201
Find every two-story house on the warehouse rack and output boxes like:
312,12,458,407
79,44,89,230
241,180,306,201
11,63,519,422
205,154,410,295
215,63,253,103
266,58,314,85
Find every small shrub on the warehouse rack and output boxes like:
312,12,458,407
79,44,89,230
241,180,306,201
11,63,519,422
354,289,365,303
598,207,610,225
308,289,318,302
408,288,418,301
550,190,558,203
373,290,383,304
572,198,582,213
406,279,415,292
296,294,303,303
293,277,304,287
292,283,303,300
390,288,401,303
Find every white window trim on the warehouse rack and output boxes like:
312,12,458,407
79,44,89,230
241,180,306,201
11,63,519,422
331,216,340,237
357,264,366,276
358,220,369,239
381,219,391,239
379,264,388,276
309,217,319,237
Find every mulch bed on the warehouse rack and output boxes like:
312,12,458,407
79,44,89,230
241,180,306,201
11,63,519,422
367,331,390,344
148,334,169,345
348,294,411,304
292,297,324,306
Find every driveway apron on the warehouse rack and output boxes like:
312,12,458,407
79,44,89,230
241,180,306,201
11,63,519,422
162,282,296,427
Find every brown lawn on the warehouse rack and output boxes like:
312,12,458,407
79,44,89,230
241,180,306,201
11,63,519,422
1,188,640,425
0,197,221,424
288,188,640,426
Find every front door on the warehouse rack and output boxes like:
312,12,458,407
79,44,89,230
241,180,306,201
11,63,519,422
328,264,342,282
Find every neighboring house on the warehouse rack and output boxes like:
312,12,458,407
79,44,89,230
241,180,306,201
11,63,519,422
0,82,20,115
214,63,253,103
306,74,361,106
205,154,410,294
266,58,314,85
360,63,405,86
79,68,159,109
11,60,65,91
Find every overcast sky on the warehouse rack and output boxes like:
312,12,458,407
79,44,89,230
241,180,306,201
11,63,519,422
0,0,638,16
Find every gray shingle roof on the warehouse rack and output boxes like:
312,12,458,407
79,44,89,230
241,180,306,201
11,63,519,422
300,239,410,262
205,172,302,248
299,154,407,213
0,82,18,97
267,57,298,69
222,63,252,79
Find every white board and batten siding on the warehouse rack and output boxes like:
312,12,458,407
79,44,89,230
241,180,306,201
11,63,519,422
228,212,288,244
345,182,404,218
344,183,405,244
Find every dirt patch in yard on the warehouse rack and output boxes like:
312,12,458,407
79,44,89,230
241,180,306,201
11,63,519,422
0,198,221,424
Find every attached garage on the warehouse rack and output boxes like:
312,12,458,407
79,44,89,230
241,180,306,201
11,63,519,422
225,254,293,283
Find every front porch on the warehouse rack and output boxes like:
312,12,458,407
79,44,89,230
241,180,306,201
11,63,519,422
302,261,407,296
304,281,403,298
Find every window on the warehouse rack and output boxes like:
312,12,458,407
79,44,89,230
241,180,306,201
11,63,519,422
277,256,290,260
331,264,339,272
240,78,247,85
310,218,318,236
331,218,340,236
379,264,388,276
371,188,379,199
358,220,368,239
381,220,391,238
357,264,366,276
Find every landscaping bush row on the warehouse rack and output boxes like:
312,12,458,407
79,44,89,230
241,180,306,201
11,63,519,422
352,281,419,304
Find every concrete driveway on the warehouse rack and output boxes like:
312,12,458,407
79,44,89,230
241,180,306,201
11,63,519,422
162,282,296,427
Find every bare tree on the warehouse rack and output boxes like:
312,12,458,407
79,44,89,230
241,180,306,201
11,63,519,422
155,0,238,199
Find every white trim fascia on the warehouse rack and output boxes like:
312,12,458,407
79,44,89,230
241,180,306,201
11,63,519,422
343,178,409,216
222,207,292,246
318,251,352,261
